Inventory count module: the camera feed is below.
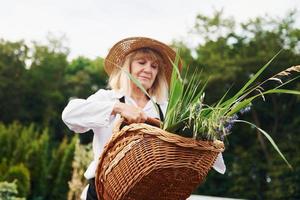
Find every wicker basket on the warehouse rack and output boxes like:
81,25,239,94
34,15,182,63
95,118,224,200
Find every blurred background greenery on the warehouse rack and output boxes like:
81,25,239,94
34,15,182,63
0,10,299,200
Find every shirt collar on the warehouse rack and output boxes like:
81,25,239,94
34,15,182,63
112,89,159,104
112,89,125,99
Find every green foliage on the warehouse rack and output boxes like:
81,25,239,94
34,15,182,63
6,164,30,197
66,56,107,98
68,141,93,200
163,50,298,171
51,137,76,200
177,10,300,199
0,9,299,200
0,38,107,141
0,40,28,124
0,181,25,200
163,61,208,136
0,122,77,199
46,138,68,192
0,122,49,198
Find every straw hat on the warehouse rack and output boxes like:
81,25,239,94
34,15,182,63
104,37,180,84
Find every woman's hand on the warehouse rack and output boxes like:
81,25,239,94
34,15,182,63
112,102,147,124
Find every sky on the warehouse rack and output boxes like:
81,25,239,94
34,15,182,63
0,0,299,59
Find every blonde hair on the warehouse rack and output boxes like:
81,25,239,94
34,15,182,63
108,48,168,103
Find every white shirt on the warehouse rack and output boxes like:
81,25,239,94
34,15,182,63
62,89,225,198
62,89,170,178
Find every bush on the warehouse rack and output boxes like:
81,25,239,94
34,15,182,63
6,164,30,197
0,122,77,199
0,181,25,200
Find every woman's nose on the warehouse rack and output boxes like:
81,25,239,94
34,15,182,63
143,62,152,72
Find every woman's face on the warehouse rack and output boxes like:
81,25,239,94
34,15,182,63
130,54,159,90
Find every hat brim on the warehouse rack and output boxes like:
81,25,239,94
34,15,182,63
104,37,181,85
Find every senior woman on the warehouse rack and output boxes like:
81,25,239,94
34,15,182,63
62,37,174,199
62,37,225,200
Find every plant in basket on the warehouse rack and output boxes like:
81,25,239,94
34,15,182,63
126,50,300,169
112,48,300,200
88,35,299,200
163,51,300,169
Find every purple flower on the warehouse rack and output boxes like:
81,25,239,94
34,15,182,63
231,114,239,121
240,106,251,114
223,115,238,134
225,123,233,132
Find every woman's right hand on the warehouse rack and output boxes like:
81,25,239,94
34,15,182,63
112,102,148,124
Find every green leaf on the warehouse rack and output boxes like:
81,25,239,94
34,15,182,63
235,119,293,169
226,98,252,116
263,89,300,95
221,50,282,108
227,88,300,116
164,54,184,129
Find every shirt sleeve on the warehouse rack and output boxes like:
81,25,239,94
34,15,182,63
212,153,226,174
61,89,117,133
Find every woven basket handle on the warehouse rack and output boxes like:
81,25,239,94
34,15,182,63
113,117,161,134
145,117,161,127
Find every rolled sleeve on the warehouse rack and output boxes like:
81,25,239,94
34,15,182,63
62,90,117,133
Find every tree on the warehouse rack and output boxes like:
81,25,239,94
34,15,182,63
0,122,77,199
176,10,300,199
0,40,28,124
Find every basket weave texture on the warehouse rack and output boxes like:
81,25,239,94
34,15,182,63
95,119,225,200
